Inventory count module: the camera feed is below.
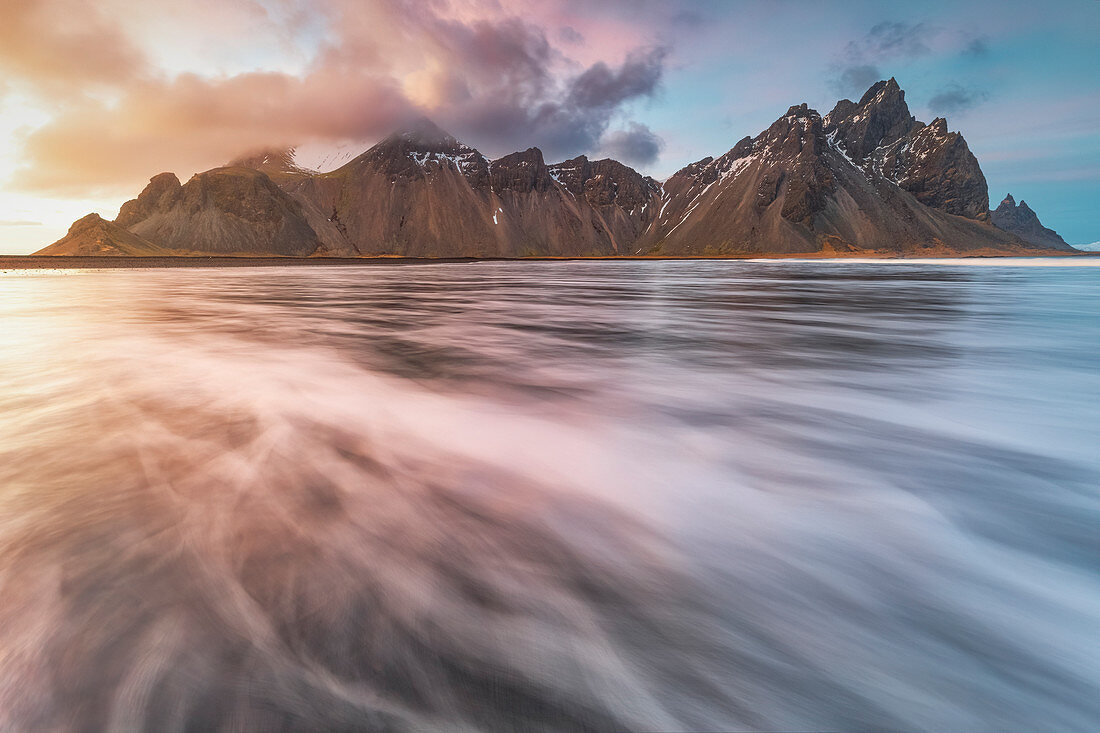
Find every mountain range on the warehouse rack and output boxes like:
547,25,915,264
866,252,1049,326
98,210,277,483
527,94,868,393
38,79,1078,257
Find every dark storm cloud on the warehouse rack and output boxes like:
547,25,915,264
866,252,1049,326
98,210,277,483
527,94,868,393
448,46,668,163
599,122,663,166
566,47,667,110
928,83,989,115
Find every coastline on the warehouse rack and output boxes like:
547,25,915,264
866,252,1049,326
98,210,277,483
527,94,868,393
2,251,1094,269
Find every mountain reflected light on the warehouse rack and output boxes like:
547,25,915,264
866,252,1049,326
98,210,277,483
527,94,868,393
0,261,1097,732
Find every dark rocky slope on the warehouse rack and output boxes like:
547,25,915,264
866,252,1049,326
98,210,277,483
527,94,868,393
636,100,1036,256
267,120,661,257
823,78,990,220
118,168,323,256
990,194,1074,250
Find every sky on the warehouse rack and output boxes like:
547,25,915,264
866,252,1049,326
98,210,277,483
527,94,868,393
0,0,1097,254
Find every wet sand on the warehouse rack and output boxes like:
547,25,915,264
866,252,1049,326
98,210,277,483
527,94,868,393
1,251,1091,269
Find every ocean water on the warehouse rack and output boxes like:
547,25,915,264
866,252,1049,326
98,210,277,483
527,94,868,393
0,260,1097,732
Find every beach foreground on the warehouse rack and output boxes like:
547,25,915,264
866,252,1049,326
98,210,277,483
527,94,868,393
1,260,1097,731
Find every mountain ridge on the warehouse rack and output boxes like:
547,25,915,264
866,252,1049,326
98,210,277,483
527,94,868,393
990,194,1070,250
38,80,1077,257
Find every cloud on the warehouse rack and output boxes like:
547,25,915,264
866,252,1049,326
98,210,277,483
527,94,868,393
16,71,415,195
963,36,990,57
0,0,148,92
830,21,935,97
567,48,666,110
0,220,42,226
928,83,989,115
858,21,933,59
4,0,671,195
558,26,584,44
599,122,663,166
833,64,883,96
830,20,997,98
428,45,667,163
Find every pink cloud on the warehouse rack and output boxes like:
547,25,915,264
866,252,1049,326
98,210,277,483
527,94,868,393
4,0,674,196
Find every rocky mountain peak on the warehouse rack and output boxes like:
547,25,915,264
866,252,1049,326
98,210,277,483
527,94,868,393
350,118,488,182
825,78,917,163
785,103,815,118
548,155,592,194
548,155,659,209
757,104,826,159
991,192,1072,250
822,79,989,219
489,147,551,193
858,77,903,106
114,172,183,229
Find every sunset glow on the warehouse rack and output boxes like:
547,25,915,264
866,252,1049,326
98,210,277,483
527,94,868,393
1,0,1098,253
1,4,1099,729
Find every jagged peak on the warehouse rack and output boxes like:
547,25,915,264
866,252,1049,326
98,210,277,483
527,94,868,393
784,103,819,119
858,77,904,107
928,117,950,134
999,193,1016,207
347,117,486,176
491,147,546,166
549,154,589,170
760,103,824,146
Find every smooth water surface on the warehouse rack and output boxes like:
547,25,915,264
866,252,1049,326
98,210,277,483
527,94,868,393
1,260,1098,731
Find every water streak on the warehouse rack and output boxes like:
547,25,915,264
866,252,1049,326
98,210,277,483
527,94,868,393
0,261,1097,731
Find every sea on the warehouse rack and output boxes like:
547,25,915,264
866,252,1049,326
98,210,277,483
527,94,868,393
0,259,1097,731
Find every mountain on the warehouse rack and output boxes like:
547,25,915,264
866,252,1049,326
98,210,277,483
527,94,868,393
635,97,1033,255
111,168,323,256
36,213,168,256
990,194,1073,250
263,118,661,256
823,78,989,220
38,81,1072,257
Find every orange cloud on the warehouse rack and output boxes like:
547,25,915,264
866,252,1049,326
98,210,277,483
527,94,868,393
3,0,675,198
0,0,147,90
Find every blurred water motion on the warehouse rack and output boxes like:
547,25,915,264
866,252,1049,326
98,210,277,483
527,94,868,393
0,260,1098,732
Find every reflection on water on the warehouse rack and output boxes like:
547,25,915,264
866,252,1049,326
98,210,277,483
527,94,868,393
0,261,1098,732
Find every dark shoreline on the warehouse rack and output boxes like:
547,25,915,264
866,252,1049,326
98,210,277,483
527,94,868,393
2,252,1095,269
